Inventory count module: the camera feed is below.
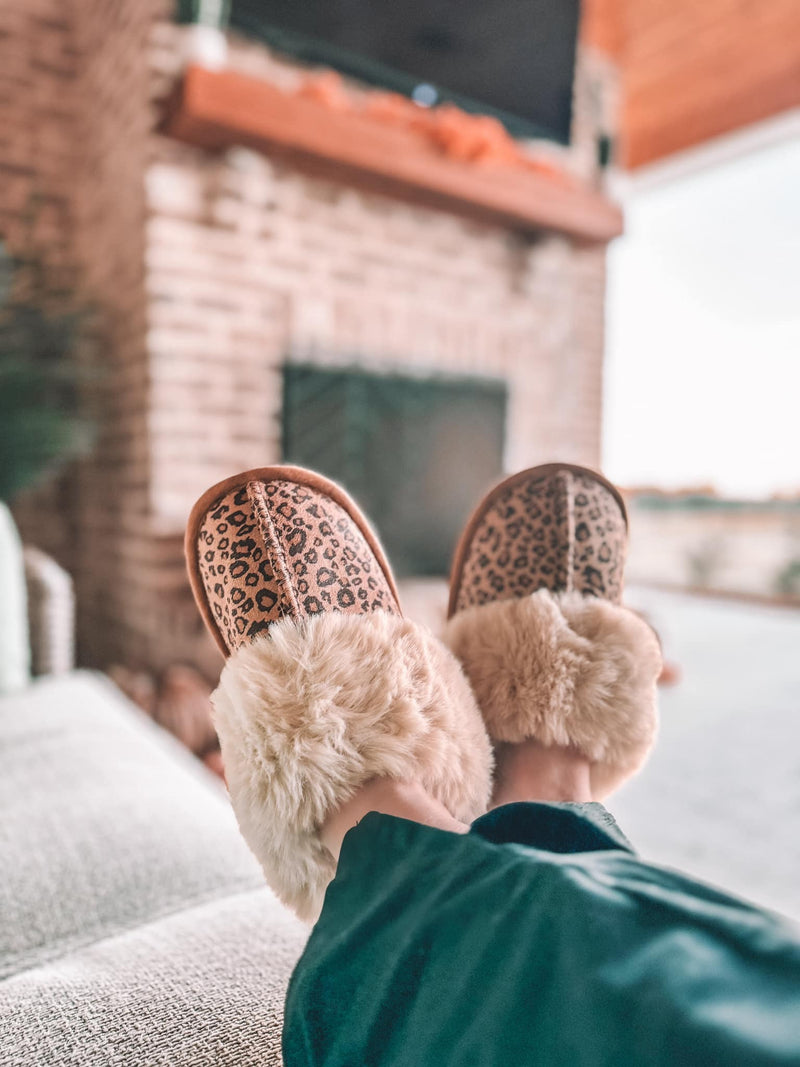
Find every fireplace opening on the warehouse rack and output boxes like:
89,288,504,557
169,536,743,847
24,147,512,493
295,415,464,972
282,363,507,576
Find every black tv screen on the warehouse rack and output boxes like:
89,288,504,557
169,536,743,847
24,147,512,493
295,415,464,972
227,0,581,145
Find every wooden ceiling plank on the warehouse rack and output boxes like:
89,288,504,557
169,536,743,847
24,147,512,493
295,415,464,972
621,0,800,166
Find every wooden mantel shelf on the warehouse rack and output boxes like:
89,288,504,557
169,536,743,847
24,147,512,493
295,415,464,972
161,66,623,243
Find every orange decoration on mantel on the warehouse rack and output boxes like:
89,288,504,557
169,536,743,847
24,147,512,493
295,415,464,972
294,70,352,111
160,65,623,241
294,71,574,186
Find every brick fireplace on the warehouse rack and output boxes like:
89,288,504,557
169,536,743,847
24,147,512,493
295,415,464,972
4,2,622,678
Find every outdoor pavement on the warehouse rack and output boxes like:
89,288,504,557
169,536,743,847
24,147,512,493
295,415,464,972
615,586,800,924
400,580,800,924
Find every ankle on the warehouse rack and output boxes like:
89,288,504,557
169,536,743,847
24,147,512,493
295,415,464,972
321,778,468,860
491,740,593,808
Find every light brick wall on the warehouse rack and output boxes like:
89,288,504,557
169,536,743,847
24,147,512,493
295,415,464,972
0,1,81,569
67,0,173,668
4,5,617,677
145,145,608,527
0,2,77,267
5,0,174,669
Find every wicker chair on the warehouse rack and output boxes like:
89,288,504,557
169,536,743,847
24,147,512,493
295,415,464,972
23,546,75,677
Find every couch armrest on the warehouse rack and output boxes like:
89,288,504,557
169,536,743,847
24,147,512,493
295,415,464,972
23,547,75,676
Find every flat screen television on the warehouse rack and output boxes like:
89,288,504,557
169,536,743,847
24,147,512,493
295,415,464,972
224,0,581,145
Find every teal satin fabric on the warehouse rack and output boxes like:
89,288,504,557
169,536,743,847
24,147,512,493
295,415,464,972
284,803,800,1066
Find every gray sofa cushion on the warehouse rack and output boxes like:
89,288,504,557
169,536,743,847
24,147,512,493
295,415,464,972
0,672,307,1064
1,890,303,1067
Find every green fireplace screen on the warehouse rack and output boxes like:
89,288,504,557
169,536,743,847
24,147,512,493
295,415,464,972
282,363,507,576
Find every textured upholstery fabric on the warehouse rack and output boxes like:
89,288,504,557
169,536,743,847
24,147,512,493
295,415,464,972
0,501,29,694
1,891,303,1067
0,671,307,1064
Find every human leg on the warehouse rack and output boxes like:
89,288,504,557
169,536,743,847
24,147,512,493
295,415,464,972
186,464,800,1066
287,799,800,1067
320,737,595,864
491,739,593,805
286,464,800,1065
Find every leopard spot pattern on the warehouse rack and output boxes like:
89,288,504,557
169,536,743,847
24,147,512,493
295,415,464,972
196,478,399,653
453,469,627,614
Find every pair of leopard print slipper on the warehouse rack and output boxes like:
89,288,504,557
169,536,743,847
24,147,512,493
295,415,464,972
186,464,661,921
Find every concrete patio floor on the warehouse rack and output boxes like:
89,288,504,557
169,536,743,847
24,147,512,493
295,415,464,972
615,587,800,924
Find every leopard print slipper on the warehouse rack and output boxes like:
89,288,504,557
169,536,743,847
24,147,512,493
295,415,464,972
443,464,662,799
186,467,492,921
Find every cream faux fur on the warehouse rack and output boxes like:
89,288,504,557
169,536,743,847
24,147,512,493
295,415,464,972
443,590,662,799
212,610,493,922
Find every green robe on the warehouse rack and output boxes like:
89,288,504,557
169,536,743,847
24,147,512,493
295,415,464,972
284,803,800,1066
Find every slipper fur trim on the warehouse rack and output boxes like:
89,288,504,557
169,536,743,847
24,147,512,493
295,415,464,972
212,610,493,921
443,590,662,798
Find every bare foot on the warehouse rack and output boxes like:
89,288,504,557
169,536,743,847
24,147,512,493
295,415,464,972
321,778,469,860
491,739,593,808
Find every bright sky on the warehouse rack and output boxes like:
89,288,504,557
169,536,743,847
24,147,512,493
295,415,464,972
603,134,800,499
